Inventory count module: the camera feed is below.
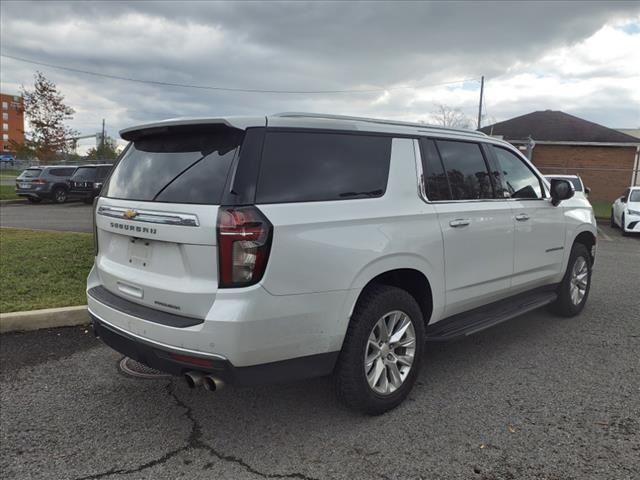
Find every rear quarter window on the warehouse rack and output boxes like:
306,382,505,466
256,131,392,203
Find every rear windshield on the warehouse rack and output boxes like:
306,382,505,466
72,167,97,181
103,127,243,204
20,168,42,178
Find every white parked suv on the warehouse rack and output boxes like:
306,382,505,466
87,113,597,414
611,186,640,235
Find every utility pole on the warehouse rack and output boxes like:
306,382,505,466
100,119,105,161
477,76,484,130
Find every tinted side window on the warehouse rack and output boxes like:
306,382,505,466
420,138,451,201
257,131,391,203
435,140,493,200
493,147,542,199
49,168,73,176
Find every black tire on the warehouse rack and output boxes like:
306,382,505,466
551,243,592,317
610,210,616,228
82,197,94,204
621,214,629,236
52,187,67,204
334,284,425,415
27,197,42,204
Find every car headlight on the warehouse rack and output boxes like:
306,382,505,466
628,209,640,216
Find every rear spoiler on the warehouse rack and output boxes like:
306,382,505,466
120,116,266,141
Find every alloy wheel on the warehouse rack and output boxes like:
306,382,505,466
364,310,416,395
569,256,588,306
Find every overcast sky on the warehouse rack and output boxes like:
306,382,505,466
1,1,639,151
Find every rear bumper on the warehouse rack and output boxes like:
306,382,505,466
69,189,95,199
16,189,50,198
91,312,338,385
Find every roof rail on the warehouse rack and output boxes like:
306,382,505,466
273,112,487,137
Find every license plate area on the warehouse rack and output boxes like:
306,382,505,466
19,183,30,189
128,237,152,268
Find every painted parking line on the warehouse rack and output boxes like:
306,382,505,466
597,227,613,242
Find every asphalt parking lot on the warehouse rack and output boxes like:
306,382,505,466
0,225,639,480
0,201,93,233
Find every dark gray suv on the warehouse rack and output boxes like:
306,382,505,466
15,166,77,203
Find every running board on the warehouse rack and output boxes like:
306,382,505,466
426,290,558,341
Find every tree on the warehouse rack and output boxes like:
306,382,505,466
20,72,78,161
85,136,120,160
431,104,473,129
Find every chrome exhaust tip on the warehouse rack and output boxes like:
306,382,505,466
184,371,205,389
203,375,225,392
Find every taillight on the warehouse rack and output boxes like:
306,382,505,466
31,179,47,184
217,206,272,288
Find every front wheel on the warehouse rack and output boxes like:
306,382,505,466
334,285,425,415
610,210,616,228
551,243,592,317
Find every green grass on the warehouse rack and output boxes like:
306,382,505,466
0,228,94,313
590,201,610,220
0,185,20,200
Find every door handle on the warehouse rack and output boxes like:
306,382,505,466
449,218,471,228
515,213,530,222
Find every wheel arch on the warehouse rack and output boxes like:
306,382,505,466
347,266,436,329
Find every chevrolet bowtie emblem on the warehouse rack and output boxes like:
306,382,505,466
123,209,138,220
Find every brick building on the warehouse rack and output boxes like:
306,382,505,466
480,110,640,202
0,92,25,154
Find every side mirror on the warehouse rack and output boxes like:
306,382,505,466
550,179,574,206
584,187,591,195
620,195,627,203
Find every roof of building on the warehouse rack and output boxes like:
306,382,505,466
480,110,639,144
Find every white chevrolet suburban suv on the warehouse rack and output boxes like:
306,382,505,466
88,113,597,414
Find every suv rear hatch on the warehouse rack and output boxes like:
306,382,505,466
94,124,245,319
16,168,43,190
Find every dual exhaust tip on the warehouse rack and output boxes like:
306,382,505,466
184,371,225,392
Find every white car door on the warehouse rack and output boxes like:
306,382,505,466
613,189,629,226
420,138,515,316
489,145,566,290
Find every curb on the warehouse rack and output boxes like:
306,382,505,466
0,199,24,205
0,305,89,334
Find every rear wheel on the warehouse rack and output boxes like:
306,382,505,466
551,243,592,317
27,197,42,204
334,285,425,415
52,187,67,204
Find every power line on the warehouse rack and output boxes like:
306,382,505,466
1,53,479,94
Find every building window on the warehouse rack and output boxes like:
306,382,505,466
1,102,7,110
2,113,7,121
2,134,8,141
2,123,7,131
